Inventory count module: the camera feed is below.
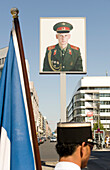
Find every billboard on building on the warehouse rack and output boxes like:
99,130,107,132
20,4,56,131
39,17,87,74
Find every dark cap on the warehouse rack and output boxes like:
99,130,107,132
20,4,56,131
57,122,94,144
53,22,73,33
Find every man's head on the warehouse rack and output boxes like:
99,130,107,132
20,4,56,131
56,141,92,168
56,122,94,168
53,22,73,48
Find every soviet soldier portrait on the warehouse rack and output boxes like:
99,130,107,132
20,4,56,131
43,22,83,72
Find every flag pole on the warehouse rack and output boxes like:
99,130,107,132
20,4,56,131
10,8,42,170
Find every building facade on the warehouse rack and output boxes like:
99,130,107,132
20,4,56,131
38,113,51,137
38,111,44,135
44,116,52,137
30,81,39,133
0,47,8,78
67,76,110,131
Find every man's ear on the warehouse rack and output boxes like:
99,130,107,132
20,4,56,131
68,34,71,39
56,34,58,39
82,142,86,147
80,142,86,158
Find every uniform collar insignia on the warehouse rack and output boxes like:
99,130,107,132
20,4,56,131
53,49,57,55
69,49,72,55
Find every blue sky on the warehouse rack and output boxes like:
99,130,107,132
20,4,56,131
0,0,110,131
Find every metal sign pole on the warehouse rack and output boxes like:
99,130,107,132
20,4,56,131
60,72,66,122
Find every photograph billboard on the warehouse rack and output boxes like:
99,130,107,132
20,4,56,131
39,17,87,74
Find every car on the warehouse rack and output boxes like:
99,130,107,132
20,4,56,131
40,137,45,144
50,137,57,142
38,137,44,144
42,136,47,141
37,137,41,145
47,136,50,140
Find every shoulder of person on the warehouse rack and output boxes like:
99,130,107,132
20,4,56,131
70,44,80,51
47,45,56,50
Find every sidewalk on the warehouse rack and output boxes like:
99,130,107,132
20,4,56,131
93,145,110,151
42,161,58,170
93,147,110,151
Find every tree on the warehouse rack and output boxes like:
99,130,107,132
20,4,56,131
93,120,105,131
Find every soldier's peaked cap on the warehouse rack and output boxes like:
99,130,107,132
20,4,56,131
53,22,73,33
57,122,94,144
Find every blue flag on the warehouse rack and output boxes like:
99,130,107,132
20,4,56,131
0,30,35,170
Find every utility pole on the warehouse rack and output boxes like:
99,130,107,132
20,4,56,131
97,101,101,148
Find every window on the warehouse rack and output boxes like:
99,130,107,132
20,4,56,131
74,109,85,115
100,101,110,105
100,109,110,112
100,93,110,97
100,117,110,120
74,93,85,100
74,101,85,107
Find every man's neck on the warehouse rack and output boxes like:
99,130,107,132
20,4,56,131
59,44,68,50
59,147,81,168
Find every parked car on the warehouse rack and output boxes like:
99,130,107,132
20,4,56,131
42,136,47,141
40,137,45,143
50,137,57,142
47,136,50,140
37,137,41,145
38,137,44,144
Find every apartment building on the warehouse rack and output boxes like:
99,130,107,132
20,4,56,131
67,76,110,131
0,47,8,78
30,81,39,132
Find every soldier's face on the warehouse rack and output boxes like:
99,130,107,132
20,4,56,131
56,33,71,46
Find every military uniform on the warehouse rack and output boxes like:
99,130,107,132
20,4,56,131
43,43,83,71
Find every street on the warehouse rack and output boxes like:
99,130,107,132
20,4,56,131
39,140,59,162
83,150,110,170
39,140,110,170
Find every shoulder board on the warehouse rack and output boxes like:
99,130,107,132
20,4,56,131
48,45,56,50
70,45,79,51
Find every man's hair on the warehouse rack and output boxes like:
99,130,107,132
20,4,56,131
56,143,80,158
